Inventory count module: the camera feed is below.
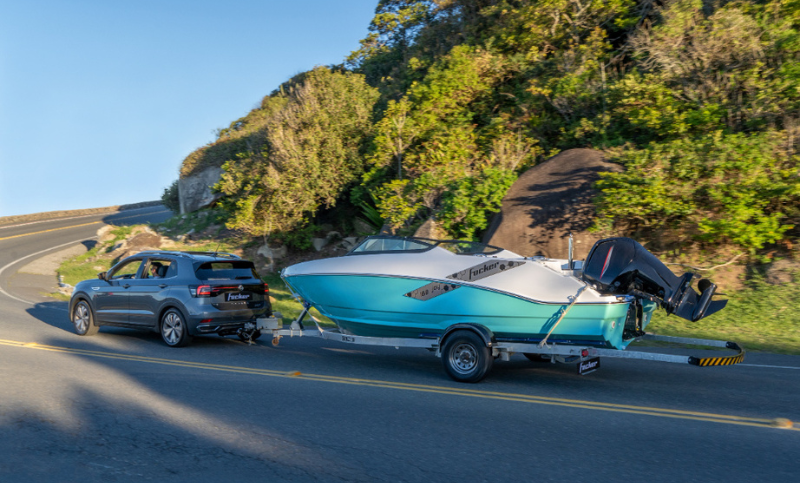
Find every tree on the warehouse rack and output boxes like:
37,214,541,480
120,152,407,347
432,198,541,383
215,67,380,238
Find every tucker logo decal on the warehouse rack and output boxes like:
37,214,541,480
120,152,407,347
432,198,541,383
447,260,525,283
578,357,600,375
405,260,525,301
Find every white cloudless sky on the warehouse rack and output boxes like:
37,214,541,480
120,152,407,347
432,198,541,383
0,0,376,216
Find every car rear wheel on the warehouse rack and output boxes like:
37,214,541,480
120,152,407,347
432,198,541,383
72,300,99,336
161,308,191,347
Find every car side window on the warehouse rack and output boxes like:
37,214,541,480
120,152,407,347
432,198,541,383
144,259,176,279
110,259,143,280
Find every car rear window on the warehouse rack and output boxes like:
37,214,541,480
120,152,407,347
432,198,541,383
194,261,260,280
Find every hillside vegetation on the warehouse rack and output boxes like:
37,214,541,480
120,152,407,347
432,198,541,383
175,0,800,261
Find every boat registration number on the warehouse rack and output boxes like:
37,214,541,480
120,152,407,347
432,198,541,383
577,357,600,375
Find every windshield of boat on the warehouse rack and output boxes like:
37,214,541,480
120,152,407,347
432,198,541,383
348,236,503,255
350,237,433,253
435,241,502,254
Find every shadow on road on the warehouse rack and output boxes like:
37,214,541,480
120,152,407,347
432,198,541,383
101,204,173,227
25,301,72,332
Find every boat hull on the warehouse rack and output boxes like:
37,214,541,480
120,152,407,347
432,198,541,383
283,274,654,349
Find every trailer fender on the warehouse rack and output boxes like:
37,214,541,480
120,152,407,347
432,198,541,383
440,324,496,349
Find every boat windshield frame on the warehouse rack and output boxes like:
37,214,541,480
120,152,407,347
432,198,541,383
346,235,505,256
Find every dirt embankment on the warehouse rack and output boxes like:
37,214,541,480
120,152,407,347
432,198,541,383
0,201,162,227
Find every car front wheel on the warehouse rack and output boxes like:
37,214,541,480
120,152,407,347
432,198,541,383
160,308,191,347
72,300,99,336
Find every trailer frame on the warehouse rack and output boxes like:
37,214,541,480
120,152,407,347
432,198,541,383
244,304,745,382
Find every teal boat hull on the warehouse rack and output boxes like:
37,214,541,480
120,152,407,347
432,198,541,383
283,274,655,349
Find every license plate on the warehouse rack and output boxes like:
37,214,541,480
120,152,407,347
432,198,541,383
577,357,600,375
225,292,251,302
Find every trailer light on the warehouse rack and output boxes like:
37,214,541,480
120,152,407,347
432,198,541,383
581,349,589,357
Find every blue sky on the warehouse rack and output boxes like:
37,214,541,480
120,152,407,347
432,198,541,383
0,0,376,216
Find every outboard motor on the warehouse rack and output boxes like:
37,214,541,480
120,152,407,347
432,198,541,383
582,237,727,322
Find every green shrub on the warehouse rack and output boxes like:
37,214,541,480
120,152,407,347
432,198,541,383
161,180,180,213
595,131,799,252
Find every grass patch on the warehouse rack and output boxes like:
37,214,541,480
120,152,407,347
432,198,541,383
154,209,227,236
642,276,800,355
59,245,115,287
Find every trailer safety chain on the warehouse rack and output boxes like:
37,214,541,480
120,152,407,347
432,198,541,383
689,342,745,367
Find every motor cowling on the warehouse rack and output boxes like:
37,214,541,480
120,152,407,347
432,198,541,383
582,237,726,322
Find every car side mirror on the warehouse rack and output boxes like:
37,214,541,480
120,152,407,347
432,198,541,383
98,272,107,281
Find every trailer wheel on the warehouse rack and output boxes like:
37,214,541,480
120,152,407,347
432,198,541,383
441,330,493,383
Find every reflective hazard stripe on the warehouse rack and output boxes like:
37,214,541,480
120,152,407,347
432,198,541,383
689,343,745,367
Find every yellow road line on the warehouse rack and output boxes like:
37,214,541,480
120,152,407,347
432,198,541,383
0,221,101,241
0,337,795,431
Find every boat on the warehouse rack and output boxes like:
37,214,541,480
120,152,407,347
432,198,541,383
280,235,728,352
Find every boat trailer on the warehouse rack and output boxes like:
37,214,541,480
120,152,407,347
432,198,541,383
243,303,745,382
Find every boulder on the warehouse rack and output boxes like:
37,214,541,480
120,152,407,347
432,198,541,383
483,148,623,259
340,237,359,251
126,232,162,250
178,166,224,214
271,245,288,259
353,218,376,236
766,259,800,285
256,245,276,272
312,238,328,252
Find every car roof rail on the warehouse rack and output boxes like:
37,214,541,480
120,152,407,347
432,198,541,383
137,250,194,259
180,251,241,259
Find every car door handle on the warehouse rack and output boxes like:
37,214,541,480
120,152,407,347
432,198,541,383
122,284,131,289
159,284,168,289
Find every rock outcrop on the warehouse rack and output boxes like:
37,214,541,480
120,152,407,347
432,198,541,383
483,148,622,259
178,166,224,214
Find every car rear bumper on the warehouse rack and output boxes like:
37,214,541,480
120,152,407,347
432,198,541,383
187,308,270,335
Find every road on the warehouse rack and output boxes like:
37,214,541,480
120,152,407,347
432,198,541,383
1,207,798,482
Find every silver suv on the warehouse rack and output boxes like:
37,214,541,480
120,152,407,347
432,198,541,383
69,251,272,346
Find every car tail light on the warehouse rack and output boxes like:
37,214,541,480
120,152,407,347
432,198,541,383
262,283,269,295
193,285,213,297
199,319,212,324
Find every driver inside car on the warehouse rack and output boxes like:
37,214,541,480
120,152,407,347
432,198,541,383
148,262,163,278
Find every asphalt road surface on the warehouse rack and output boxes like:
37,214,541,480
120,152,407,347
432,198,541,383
1,207,798,482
